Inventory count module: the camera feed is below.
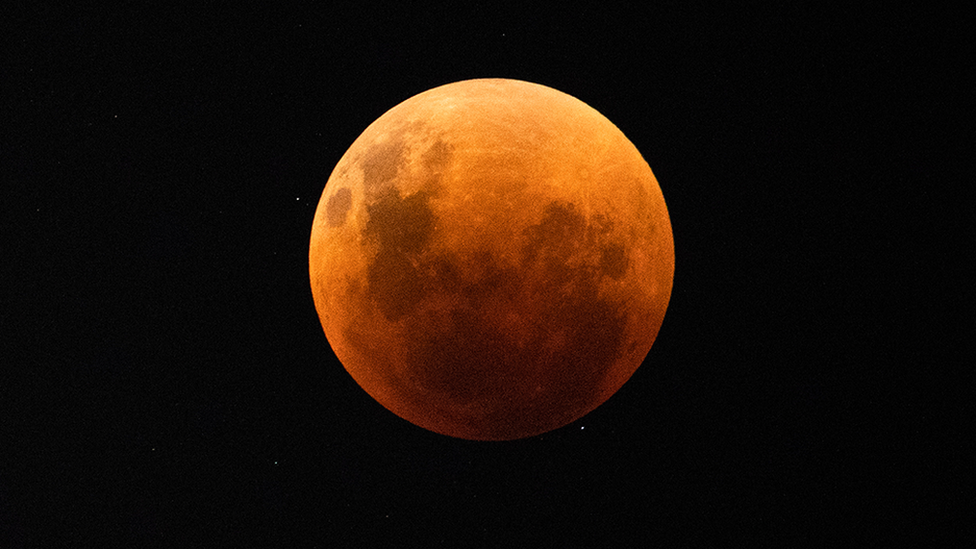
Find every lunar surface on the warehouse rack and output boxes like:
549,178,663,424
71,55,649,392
309,79,673,440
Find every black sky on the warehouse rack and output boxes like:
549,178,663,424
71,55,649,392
4,3,968,547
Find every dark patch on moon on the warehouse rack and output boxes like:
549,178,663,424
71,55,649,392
363,187,437,322
460,249,518,309
417,139,453,194
326,187,353,227
365,245,426,323
361,136,407,192
422,139,452,173
600,242,628,279
364,187,436,255
522,202,586,282
521,202,630,285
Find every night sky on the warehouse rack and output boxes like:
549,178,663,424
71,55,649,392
5,4,966,546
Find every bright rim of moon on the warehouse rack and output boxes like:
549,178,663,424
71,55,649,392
310,78,674,441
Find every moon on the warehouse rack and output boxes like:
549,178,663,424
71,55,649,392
309,79,673,441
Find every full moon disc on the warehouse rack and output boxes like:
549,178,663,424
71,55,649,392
309,79,674,441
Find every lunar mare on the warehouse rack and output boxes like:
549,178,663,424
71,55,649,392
310,79,674,441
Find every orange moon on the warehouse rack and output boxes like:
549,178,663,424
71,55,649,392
309,79,674,441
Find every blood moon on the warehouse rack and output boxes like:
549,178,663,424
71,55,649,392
309,79,673,441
